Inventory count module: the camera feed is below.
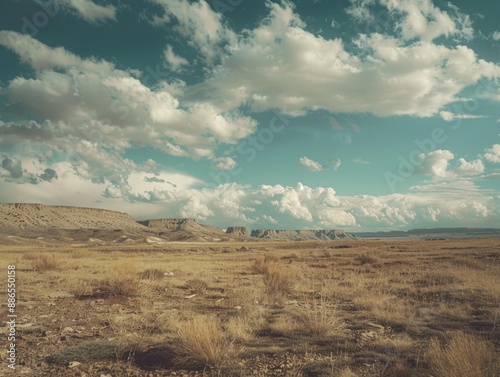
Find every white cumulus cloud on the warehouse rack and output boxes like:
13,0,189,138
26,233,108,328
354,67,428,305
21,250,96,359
299,156,324,172
57,0,116,22
455,158,485,176
190,1,500,118
416,150,455,177
149,0,236,63
484,144,500,163
164,45,189,72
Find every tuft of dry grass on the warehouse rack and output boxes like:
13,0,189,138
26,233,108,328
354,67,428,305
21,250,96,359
109,314,152,361
67,278,98,298
262,263,295,296
252,256,269,274
252,254,279,274
294,296,345,336
31,254,60,271
177,315,238,369
140,268,165,281
69,249,95,259
338,368,359,377
102,263,140,296
269,314,301,335
185,278,208,293
355,253,380,265
426,331,500,377
227,305,267,341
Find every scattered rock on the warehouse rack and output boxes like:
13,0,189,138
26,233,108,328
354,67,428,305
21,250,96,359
68,361,81,368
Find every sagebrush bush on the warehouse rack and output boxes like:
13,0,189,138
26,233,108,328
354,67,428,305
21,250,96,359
140,268,165,281
185,278,208,293
102,263,140,296
32,254,60,271
355,253,379,265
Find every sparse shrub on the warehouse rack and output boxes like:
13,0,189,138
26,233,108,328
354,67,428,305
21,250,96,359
177,316,238,369
252,256,269,274
264,254,279,263
102,263,140,296
68,278,98,298
355,254,379,265
32,254,60,271
45,340,116,364
22,252,38,260
185,278,208,293
262,264,295,296
109,312,172,360
426,331,500,377
140,268,165,281
252,254,281,275
226,305,266,340
295,298,345,336
414,273,459,287
69,250,94,259
338,367,359,377
269,314,301,335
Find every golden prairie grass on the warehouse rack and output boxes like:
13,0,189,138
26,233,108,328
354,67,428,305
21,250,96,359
177,315,238,369
109,314,152,360
262,263,295,296
185,278,209,293
338,368,359,377
269,313,301,334
426,331,500,377
67,277,98,298
140,268,165,281
294,297,345,336
354,253,380,265
226,305,267,340
1,238,498,376
31,253,60,271
102,262,140,296
69,249,97,259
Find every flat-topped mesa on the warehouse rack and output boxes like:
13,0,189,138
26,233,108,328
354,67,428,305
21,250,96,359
138,218,197,229
250,229,353,240
225,226,249,237
0,203,143,231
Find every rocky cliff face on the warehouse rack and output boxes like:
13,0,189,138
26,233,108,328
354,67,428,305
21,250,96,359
138,218,197,229
226,226,249,237
0,203,144,232
250,229,353,240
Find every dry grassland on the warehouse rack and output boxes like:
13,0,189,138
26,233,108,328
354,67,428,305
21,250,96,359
1,238,499,376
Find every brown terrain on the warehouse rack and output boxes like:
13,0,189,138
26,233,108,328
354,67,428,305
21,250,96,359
0,204,499,377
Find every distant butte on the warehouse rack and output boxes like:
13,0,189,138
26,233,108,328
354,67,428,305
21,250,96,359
0,203,355,243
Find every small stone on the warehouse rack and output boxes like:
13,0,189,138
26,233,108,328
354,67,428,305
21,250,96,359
62,327,74,334
68,361,81,368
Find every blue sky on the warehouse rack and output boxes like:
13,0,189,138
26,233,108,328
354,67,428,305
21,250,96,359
0,0,500,231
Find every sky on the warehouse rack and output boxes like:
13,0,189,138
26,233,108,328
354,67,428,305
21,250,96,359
0,0,500,232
